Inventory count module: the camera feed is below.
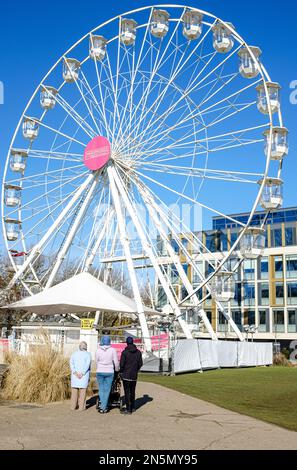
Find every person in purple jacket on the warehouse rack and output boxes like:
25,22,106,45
96,335,119,413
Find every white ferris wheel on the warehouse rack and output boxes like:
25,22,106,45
2,5,288,350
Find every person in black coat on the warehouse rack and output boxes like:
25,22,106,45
120,337,143,414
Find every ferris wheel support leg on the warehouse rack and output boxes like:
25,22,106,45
107,167,152,352
8,173,96,289
139,186,218,341
111,167,193,340
45,175,100,289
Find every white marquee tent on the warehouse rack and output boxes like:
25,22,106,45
2,272,160,317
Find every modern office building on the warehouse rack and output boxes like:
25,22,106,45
156,207,297,348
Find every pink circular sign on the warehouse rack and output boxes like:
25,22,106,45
83,136,111,171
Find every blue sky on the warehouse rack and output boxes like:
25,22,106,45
0,0,296,252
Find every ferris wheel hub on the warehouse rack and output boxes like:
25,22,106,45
83,136,111,171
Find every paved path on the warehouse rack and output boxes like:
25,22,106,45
0,382,296,450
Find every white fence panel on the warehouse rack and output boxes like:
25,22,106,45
198,340,219,369
217,341,238,368
238,342,258,367
255,343,273,366
173,339,201,373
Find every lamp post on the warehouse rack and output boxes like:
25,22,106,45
243,325,258,342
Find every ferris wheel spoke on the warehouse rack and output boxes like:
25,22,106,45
121,87,201,161
118,16,188,151
129,82,259,159
151,138,263,164
111,18,125,142
199,79,261,117
29,149,83,163
92,45,113,140
115,9,154,147
114,46,136,145
42,86,97,140
79,70,113,136
123,19,216,148
132,161,263,183
137,120,268,163
132,168,247,228
6,170,89,222
62,56,103,136
117,75,180,154
75,79,104,136
18,174,90,231
7,164,85,186
23,116,87,147
128,44,242,151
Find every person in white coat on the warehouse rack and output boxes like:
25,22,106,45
70,341,92,411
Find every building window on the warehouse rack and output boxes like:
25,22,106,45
244,310,256,326
170,265,179,283
271,227,283,247
243,283,255,306
187,309,199,326
274,256,283,279
231,283,242,307
258,283,270,306
192,285,203,301
171,239,179,254
275,282,284,306
218,312,228,332
273,309,285,333
285,226,296,247
205,233,220,253
219,231,228,252
232,310,242,330
259,257,269,280
230,231,238,247
206,311,212,324
243,260,255,281
193,261,203,284
288,309,297,333
205,261,215,277
181,238,188,251
286,256,297,279
157,287,167,308
204,292,212,307
156,238,166,256
182,264,188,276
228,257,241,281
181,286,188,301
258,309,270,333
287,282,297,305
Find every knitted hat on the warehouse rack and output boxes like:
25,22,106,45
100,335,111,346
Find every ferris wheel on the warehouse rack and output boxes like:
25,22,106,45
2,5,288,350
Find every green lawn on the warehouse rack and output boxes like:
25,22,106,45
140,367,297,431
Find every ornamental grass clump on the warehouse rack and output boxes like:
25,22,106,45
1,330,71,404
273,353,291,367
